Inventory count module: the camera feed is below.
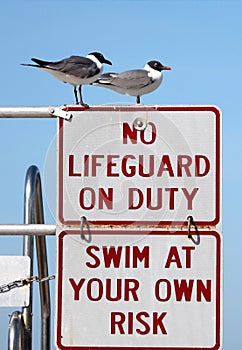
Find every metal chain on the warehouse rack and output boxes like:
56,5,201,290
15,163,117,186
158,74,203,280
0,275,55,294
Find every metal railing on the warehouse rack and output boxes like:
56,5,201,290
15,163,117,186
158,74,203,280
0,107,51,119
8,311,24,350
8,165,53,350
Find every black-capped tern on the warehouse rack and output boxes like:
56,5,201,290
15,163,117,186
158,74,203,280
93,60,171,103
22,52,112,107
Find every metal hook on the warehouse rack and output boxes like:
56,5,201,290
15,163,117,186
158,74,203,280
187,216,200,245
187,215,193,239
80,216,92,243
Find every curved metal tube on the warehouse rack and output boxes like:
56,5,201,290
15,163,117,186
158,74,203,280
22,165,51,350
8,312,25,350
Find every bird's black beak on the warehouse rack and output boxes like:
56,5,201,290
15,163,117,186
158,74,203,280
104,59,112,65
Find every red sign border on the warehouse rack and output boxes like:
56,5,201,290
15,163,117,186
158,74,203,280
56,229,222,350
58,106,221,226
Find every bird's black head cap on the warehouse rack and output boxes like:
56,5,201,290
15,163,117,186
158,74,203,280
88,52,112,65
148,60,171,71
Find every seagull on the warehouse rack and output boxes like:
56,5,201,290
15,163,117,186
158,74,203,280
92,60,171,103
21,52,112,107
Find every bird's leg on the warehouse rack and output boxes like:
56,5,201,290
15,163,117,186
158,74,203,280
136,96,141,104
78,85,89,108
74,86,79,104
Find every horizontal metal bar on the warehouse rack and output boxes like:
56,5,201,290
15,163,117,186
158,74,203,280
0,224,56,235
0,107,52,118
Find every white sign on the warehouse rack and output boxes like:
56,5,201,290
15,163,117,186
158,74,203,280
57,106,221,226
56,230,222,349
0,256,30,307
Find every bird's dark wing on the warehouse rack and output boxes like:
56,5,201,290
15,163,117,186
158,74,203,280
31,56,100,79
117,70,153,88
99,69,153,89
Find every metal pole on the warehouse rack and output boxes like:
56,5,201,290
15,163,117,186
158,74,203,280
33,168,51,350
22,167,35,349
8,312,25,350
0,107,51,118
0,224,56,236
22,165,51,350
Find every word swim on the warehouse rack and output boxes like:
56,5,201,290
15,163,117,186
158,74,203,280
69,154,210,178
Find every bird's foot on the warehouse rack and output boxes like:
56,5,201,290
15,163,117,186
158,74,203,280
80,102,90,109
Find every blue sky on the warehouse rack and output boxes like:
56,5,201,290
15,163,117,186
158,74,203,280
0,0,241,348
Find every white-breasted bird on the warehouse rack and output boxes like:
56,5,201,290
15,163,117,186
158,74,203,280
21,52,112,107
92,60,171,103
